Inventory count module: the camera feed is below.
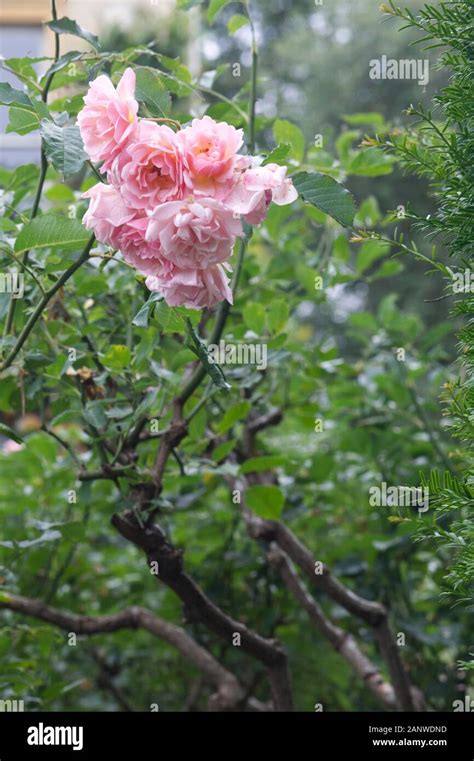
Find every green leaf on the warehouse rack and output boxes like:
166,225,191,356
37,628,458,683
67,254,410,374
369,260,403,281
245,484,285,519
335,130,359,162
208,0,232,24
0,423,23,445
356,240,390,275
40,121,87,177
227,14,249,34
2,56,48,82
212,438,237,462
267,300,289,333
135,67,172,117
263,143,291,166
83,401,107,430
177,0,204,8
132,293,163,328
348,147,396,177
6,108,40,136
185,319,231,391
14,216,89,255
243,302,265,334
46,17,100,51
0,81,35,110
103,345,132,372
43,51,83,78
0,83,48,135
216,401,252,434
240,456,285,474
343,112,387,129
105,405,134,420
60,521,86,543
273,119,305,164
292,171,356,228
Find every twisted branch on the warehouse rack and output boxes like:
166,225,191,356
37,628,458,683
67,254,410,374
0,592,243,711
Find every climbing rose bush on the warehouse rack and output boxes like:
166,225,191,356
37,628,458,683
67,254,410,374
79,68,298,309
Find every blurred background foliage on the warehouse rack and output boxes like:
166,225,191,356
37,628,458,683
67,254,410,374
0,0,471,711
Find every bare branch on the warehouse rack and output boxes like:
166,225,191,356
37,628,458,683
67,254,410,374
0,593,243,711
266,543,397,710
242,509,419,711
111,509,294,710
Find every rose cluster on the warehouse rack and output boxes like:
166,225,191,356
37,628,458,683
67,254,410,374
78,68,297,309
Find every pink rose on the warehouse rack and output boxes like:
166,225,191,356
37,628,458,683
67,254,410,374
178,115,244,197
225,162,298,224
146,197,243,270
146,263,233,309
112,120,184,209
82,183,163,274
78,68,138,173
82,183,135,246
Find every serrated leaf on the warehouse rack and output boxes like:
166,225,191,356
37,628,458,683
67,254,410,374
14,216,90,255
0,83,48,135
43,50,83,78
263,143,291,166
135,67,172,117
245,484,285,519
46,17,100,51
2,57,48,84
40,120,87,177
292,171,356,228
0,82,35,110
6,108,40,136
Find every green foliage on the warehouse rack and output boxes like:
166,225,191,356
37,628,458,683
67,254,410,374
134,67,172,117
0,0,471,713
14,216,91,255
45,17,101,51
382,0,474,616
40,121,88,177
292,171,356,227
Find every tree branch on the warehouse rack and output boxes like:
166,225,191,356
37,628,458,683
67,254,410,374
242,510,419,711
266,543,397,710
0,592,243,711
111,509,293,710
